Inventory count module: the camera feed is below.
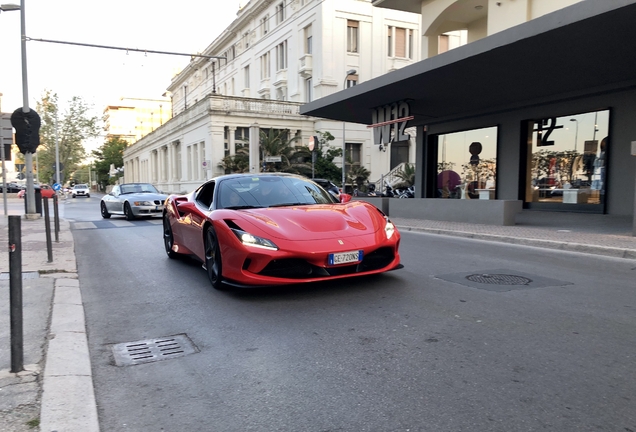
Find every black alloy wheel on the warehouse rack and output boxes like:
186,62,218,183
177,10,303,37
100,202,111,219
163,214,178,259
204,226,224,290
124,202,135,221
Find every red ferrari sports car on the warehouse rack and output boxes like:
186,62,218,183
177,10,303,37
163,173,402,289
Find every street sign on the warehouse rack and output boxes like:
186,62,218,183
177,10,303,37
202,160,211,169
52,183,61,191
264,156,282,163
1,113,13,161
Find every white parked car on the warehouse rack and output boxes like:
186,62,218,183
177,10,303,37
72,184,90,198
100,183,167,220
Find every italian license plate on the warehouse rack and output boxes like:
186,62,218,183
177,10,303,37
328,250,363,266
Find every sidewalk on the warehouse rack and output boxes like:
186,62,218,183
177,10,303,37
0,201,635,431
0,199,99,432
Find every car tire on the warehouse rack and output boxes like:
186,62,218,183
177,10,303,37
204,226,225,290
124,202,135,221
163,214,178,259
72,194,76,198
100,202,111,219
87,194,90,198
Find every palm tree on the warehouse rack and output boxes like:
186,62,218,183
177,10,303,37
393,163,415,188
259,129,311,174
349,164,370,191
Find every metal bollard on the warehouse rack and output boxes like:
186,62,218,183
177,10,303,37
53,194,60,242
43,197,53,263
9,215,24,373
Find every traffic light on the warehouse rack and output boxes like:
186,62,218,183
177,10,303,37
10,108,41,154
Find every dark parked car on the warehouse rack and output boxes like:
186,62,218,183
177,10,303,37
0,182,23,193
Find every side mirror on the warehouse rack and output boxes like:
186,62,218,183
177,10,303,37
340,193,352,203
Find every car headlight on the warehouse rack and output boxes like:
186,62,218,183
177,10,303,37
384,217,395,239
231,229,278,250
133,200,154,206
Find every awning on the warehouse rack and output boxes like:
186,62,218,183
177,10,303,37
300,0,636,126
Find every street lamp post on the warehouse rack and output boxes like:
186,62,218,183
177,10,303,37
342,69,356,192
17,0,37,217
570,118,579,153
1,4,20,216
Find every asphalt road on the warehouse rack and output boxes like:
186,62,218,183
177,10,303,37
65,196,636,432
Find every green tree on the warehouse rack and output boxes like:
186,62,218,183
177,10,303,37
92,137,128,189
307,131,342,182
393,163,416,189
259,128,308,173
35,90,101,185
219,142,250,173
349,164,371,191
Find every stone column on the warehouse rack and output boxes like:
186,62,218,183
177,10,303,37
249,123,260,173
228,126,236,156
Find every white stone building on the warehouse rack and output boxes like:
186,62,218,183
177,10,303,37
122,0,421,193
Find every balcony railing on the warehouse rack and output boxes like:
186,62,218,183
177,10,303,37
213,94,303,115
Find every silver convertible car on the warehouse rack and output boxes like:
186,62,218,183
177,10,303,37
100,183,168,220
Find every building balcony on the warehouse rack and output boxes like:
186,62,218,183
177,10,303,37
273,69,287,87
387,57,412,72
299,54,312,78
212,94,303,116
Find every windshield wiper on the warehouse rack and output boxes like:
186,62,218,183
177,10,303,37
268,202,307,208
223,205,264,210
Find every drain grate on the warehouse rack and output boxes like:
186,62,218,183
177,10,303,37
111,334,199,367
466,273,531,285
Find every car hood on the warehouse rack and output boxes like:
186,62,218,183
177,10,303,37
121,193,168,201
228,201,386,240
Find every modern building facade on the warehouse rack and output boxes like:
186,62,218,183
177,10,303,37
104,97,172,144
301,0,636,233
122,0,420,193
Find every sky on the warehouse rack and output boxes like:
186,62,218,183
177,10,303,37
0,0,239,127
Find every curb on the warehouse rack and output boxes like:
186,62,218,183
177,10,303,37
398,225,636,260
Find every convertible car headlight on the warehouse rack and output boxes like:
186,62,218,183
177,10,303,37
231,229,279,250
384,217,395,239
133,200,154,206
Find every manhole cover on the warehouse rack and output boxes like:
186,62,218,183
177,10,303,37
436,269,571,292
111,334,199,367
466,274,532,285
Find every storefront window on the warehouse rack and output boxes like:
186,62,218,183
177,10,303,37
436,126,498,199
524,109,609,206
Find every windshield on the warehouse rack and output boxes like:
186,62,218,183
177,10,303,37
218,176,337,209
120,183,160,194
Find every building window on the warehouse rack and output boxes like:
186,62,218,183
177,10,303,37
260,52,270,80
345,143,361,174
304,25,312,54
276,40,288,70
261,15,269,36
347,20,358,53
276,87,286,101
346,74,358,88
305,77,312,102
388,26,413,59
243,32,250,49
438,30,467,54
244,65,250,89
436,126,498,199
276,2,285,25
524,110,609,206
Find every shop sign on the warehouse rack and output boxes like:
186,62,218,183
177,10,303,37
370,102,412,145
